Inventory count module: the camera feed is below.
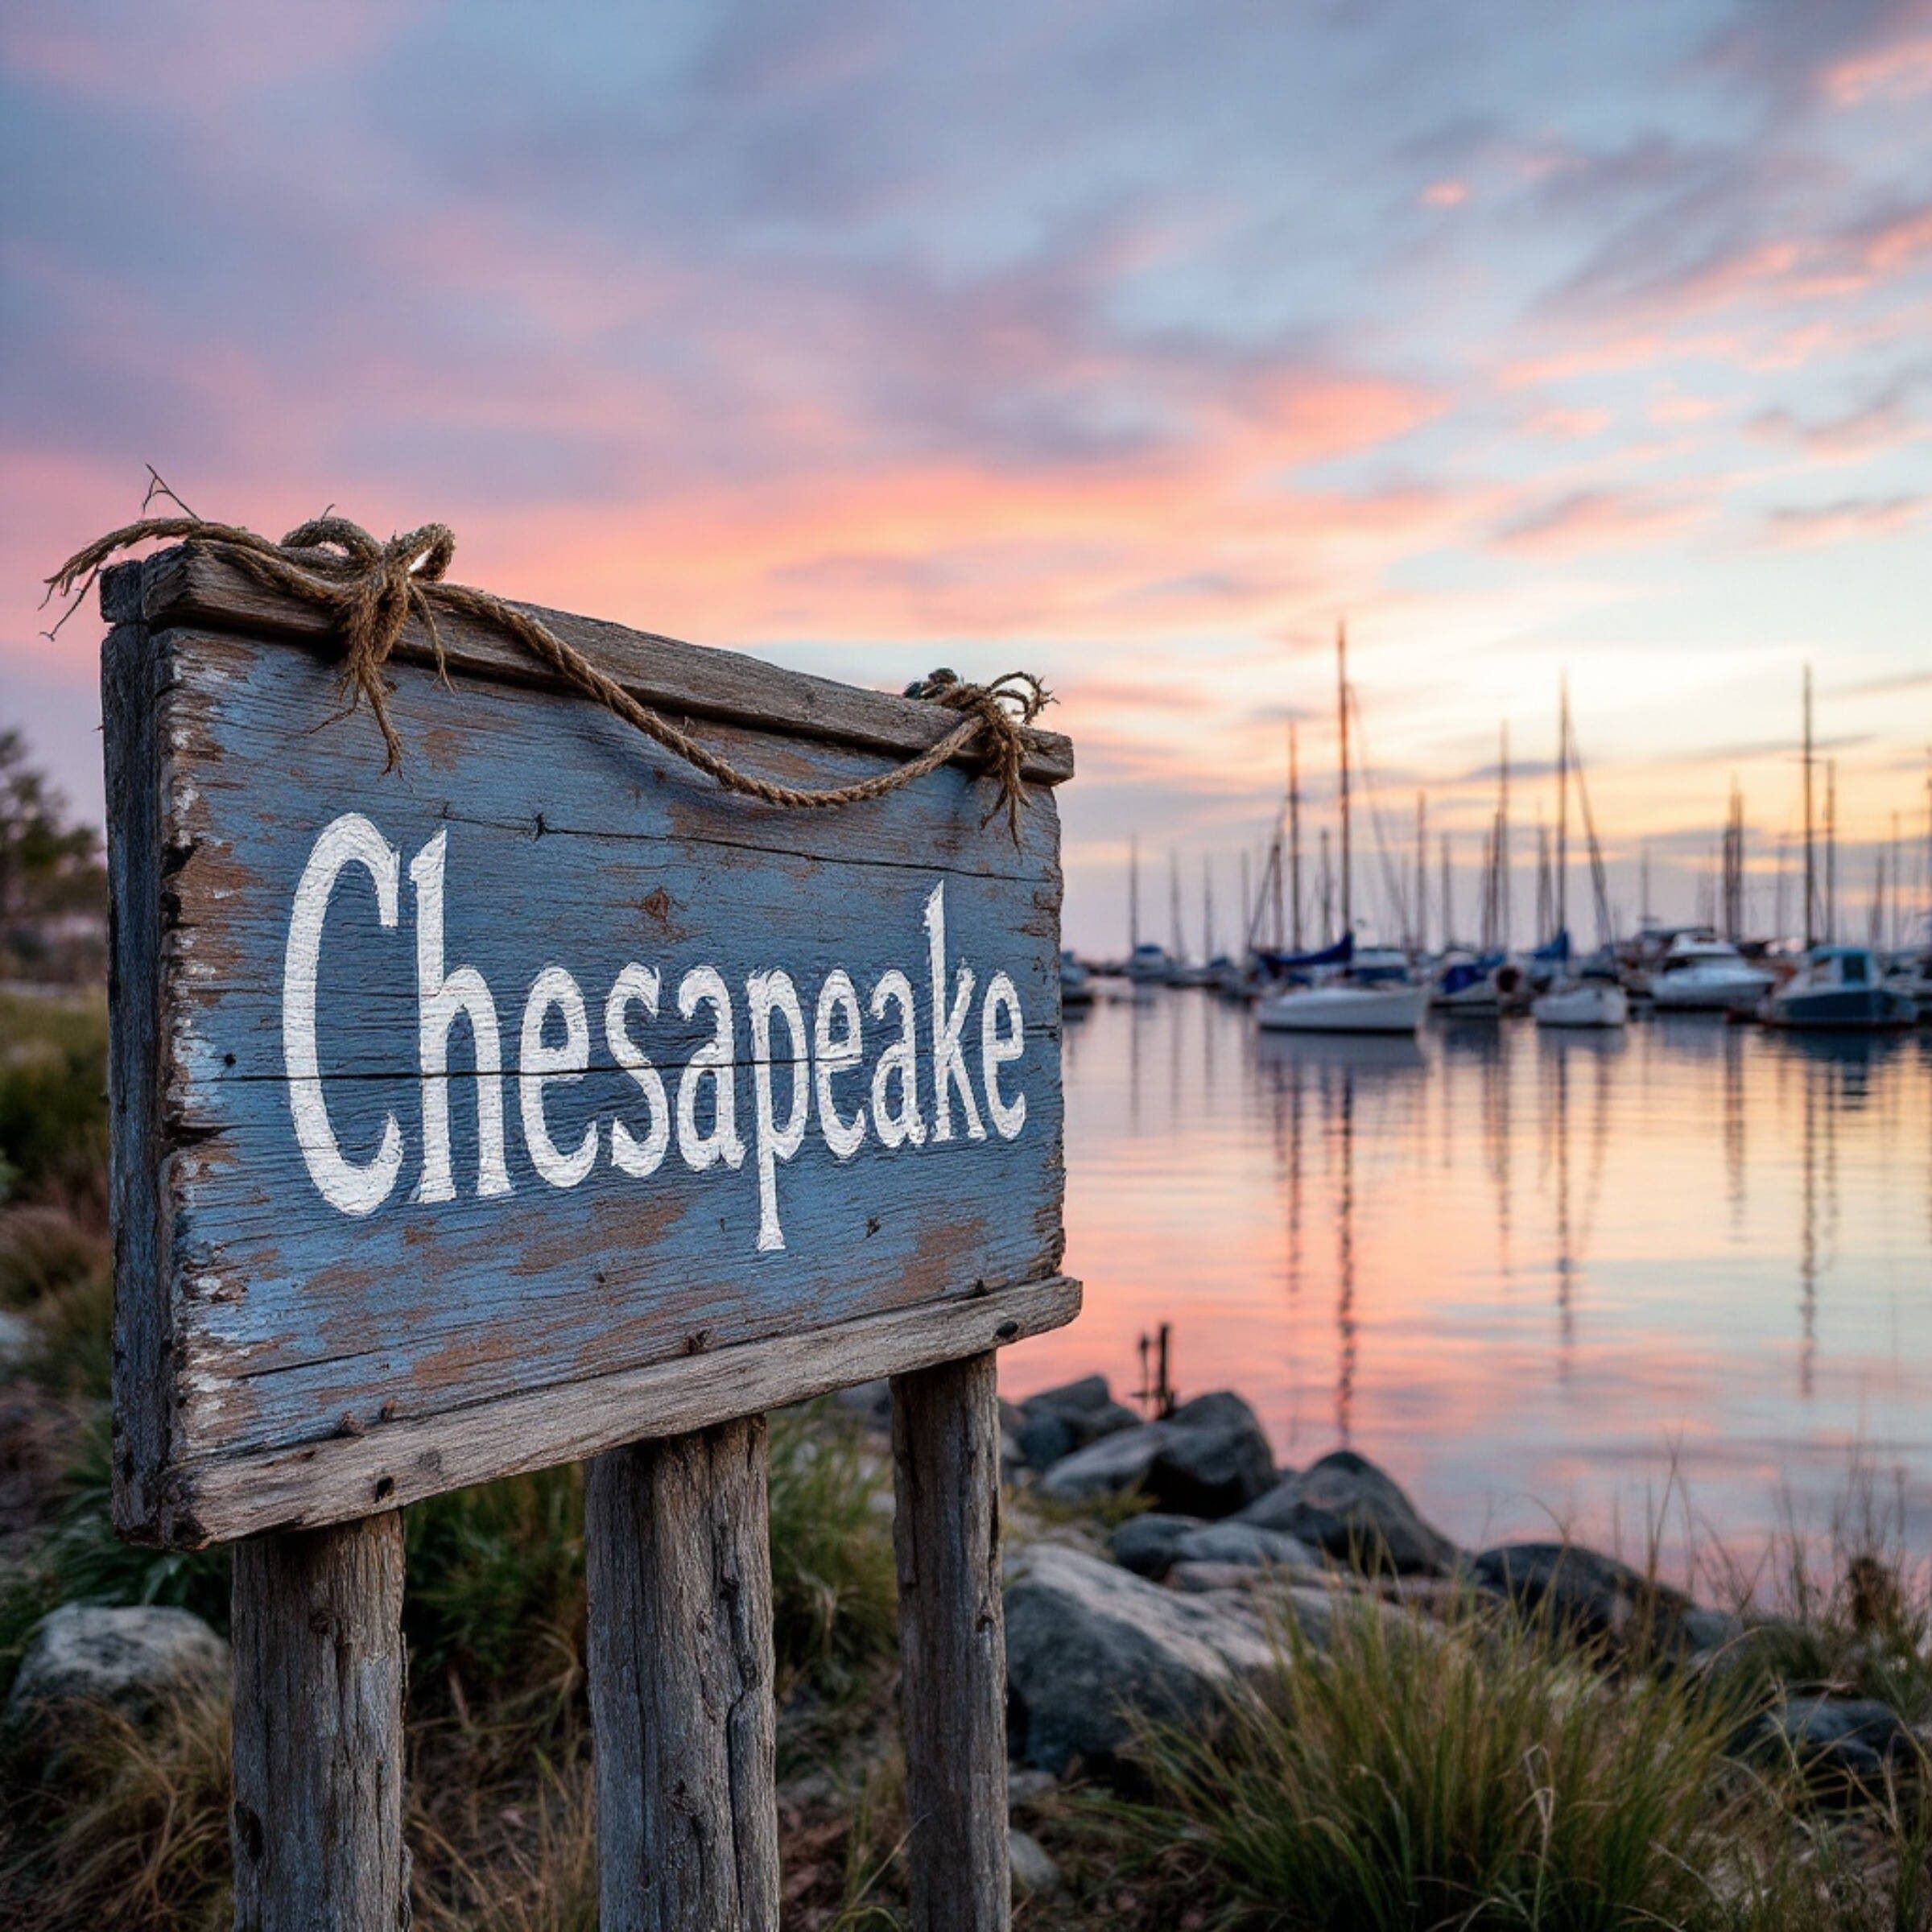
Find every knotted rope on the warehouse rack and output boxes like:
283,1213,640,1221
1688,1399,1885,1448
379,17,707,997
47,513,1052,840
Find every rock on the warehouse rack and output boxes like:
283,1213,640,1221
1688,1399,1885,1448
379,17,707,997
1040,1395,1274,1517
1146,1393,1275,1517
1670,1604,1745,1658
1173,1521,1323,1574
1016,1377,1141,1470
1004,1543,1276,1773
1037,1422,1170,1505
1749,1697,1913,1791
1168,1560,1272,1595
1007,1766,1058,1806
1239,1450,1457,1575
6,1604,229,1737
1008,1827,1062,1895
1023,1374,1114,1416
1468,1542,1690,1642
1109,1513,1210,1579
1001,1432,1026,1484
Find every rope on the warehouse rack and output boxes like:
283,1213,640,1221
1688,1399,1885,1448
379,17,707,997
47,513,1052,840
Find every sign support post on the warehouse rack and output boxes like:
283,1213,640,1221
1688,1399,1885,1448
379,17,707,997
92,530,1077,1931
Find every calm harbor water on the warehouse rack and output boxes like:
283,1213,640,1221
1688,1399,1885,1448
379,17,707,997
1005,987,1932,1573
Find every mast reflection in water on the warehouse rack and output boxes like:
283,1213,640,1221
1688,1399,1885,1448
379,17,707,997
1026,993,1932,1569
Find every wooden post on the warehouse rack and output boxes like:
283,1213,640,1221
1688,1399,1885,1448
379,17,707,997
229,1513,408,1931
587,1417,780,1932
891,1351,1009,1932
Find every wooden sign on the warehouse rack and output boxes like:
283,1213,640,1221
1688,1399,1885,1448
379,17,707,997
101,544,1078,1548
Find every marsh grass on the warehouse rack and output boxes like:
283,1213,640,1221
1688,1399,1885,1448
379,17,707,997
0,993,109,1221
1114,1589,1807,1932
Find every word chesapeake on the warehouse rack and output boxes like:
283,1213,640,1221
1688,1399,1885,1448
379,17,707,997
280,815,1030,1253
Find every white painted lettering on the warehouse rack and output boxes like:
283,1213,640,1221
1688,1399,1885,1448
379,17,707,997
980,970,1027,1140
748,970,808,1251
411,829,511,1202
814,969,866,1159
868,968,926,1149
676,966,745,1170
604,964,670,1178
923,882,985,1144
283,814,404,1216
518,966,597,1188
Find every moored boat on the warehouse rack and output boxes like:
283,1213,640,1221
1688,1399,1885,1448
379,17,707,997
1761,946,1915,1030
1059,950,1096,1006
1650,935,1774,1013
1533,960,1629,1029
1257,979,1430,1034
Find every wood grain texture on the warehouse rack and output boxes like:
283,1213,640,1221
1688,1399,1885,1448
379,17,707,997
126,544,1075,781
104,612,1071,1546
162,1274,1077,1547
230,1512,408,1932
891,1352,1010,1932
101,619,172,1537
588,1418,779,1932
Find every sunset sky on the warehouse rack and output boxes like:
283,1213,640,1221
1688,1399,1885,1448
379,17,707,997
4,1,1930,954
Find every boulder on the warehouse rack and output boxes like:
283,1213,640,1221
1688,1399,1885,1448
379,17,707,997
6,1604,229,1737
1111,1515,1320,1582
1039,1394,1274,1517
1016,1376,1141,1471
1109,1513,1209,1579
1748,1696,1913,1791
1239,1450,1457,1575
1468,1542,1690,1643
1173,1521,1323,1574
1004,1544,1276,1773
1146,1393,1275,1516
1008,1827,1062,1896
1037,1423,1170,1505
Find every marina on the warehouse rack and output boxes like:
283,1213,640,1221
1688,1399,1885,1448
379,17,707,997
1020,981,1932,1572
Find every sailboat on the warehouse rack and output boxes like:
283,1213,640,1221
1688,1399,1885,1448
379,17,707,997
1531,679,1628,1030
1256,623,1428,1035
1123,834,1171,982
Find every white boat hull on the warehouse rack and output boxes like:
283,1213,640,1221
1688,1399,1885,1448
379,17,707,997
1255,982,1428,1034
1652,968,1773,1013
1533,983,1629,1029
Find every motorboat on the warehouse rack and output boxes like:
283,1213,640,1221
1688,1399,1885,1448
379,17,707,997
1650,935,1774,1013
1256,979,1430,1034
1761,946,1916,1030
1533,960,1629,1029
1208,954,1249,997
1124,941,1171,985
1059,950,1096,1007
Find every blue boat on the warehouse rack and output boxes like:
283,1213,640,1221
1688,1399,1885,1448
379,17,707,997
1763,945,1917,1030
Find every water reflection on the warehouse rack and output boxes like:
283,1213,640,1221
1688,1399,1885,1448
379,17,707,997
1010,991,1932,1567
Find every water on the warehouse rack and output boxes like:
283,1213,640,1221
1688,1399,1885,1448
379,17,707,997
1005,989,1932,1571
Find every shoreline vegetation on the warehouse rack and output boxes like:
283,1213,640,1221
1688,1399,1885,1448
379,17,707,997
6,989,1932,1928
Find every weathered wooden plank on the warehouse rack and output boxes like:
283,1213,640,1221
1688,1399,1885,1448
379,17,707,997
891,1352,1009,1932
155,1273,1076,1546
125,543,1075,781
588,1419,778,1931
101,619,173,1537
230,1512,407,1931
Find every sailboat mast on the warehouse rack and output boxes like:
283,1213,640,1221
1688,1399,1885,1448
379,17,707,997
1802,667,1815,949
1336,620,1352,938
1825,760,1837,944
1170,850,1183,960
1240,849,1252,958
1555,676,1570,942
1440,832,1454,951
1203,856,1214,963
1288,721,1303,951
1414,793,1427,956
1497,722,1511,952
1129,833,1141,952
1319,827,1334,937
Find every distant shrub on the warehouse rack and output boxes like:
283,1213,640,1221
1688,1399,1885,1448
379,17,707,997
0,993,109,1220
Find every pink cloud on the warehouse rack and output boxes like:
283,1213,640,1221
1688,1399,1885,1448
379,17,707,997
1525,406,1612,440
1422,180,1469,208
1823,35,1932,105
1761,495,1926,547
1489,487,1704,557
